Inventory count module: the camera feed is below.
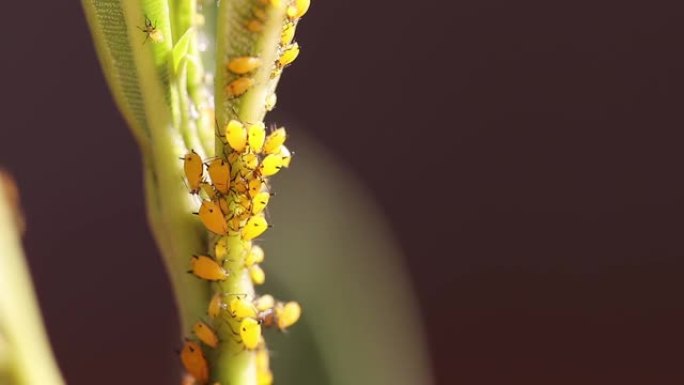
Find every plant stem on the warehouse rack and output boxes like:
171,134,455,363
0,176,65,385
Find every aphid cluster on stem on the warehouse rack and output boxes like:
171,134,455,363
178,1,310,382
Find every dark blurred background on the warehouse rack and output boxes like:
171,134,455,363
2,0,684,384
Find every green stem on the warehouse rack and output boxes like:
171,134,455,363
211,1,291,384
212,235,257,384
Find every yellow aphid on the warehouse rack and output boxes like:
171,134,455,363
199,182,217,200
256,346,270,371
190,255,229,281
278,145,292,167
263,127,286,154
278,43,300,67
225,120,247,152
183,150,203,193
269,67,282,80
248,123,266,153
251,192,270,215
138,16,164,44
257,369,273,385
227,215,242,232
198,200,229,235
277,301,302,329
207,159,231,194
249,264,266,285
269,0,281,6
248,178,263,197
265,93,277,111
214,237,229,262
218,197,230,217
208,292,224,319
241,153,259,172
193,321,219,348
239,318,262,350
227,151,240,165
254,294,275,311
242,215,269,241
287,0,310,19
259,154,284,177
245,245,265,267
227,56,262,75
226,77,255,98
247,19,263,33
238,194,252,211
253,7,267,22
229,297,257,319
180,340,209,384
280,22,296,46
233,178,248,194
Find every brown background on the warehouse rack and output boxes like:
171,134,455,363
1,0,684,384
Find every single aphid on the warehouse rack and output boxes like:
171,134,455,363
227,56,262,75
277,301,302,329
242,215,269,241
240,153,259,174
253,294,275,312
207,159,231,194
252,6,268,22
198,200,229,235
247,19,264,33
218,197,230,218
248,178,263,197
180,340,209,384
265,93,277,111
199,182,217,200
239,318,262,350
183,150,203,193
193,321,219,348
280,22,296,46
214,237,230,262
233,178,249,194
278,145,293,168
249,264,266,285
278,43,300,67
256,345,270,371
229,296,258,319
224,120,248,152
257,369,274,385
269,67,282,80
256,301,301,330
190,255,229,281
245,245,265,267
263,127,287,154
138,16,164,44
226,77,255,98
248,122,266,153
251,192,270,215
208,292,224,319
259,154,284,177
286,0,311,19
227,215,242,233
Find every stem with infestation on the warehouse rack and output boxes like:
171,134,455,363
82,0,310,383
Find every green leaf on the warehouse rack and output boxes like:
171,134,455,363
172,28,194,75
265,134,435,385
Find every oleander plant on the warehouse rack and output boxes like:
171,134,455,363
0,1,434,384
81,0,309,384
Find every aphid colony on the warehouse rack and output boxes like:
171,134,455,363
181,120,300,384
178,0,310,382
225,0,307,99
